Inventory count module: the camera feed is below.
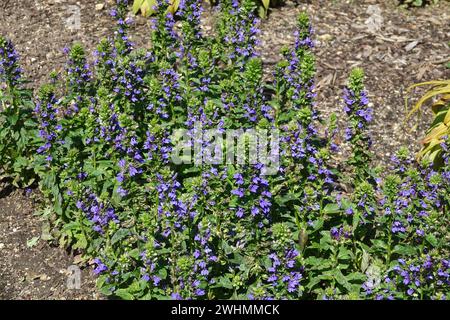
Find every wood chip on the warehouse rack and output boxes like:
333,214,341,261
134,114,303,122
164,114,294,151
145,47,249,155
404,40,419,52
316,74,333,90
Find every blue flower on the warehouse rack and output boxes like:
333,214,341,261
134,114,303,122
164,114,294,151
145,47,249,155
93,258,108,275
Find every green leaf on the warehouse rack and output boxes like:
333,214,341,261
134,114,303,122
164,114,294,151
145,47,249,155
322,203,340,215
7,113,18,125
393,244,417,256
218,276,233,289
115,289,135,300
127,281,142,293
304,257,332,270
371,239,388,250
274,192,299,205
62,221,82,232
319,232,332,251
312,218,324,232
425,234,438,247
221,241,233,255
128,248,140,260
305,277,321,290
158,268,168,280
334,269,353,292
352,211,360,231
73,233,88,250
346,272,366,282
96,274,109,289
111,229,130,245
337,246,352,260
27,236,40,248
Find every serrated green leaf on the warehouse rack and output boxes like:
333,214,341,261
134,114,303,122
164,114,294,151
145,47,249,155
425,234,438,247
111,229,130,245
393,244,417,256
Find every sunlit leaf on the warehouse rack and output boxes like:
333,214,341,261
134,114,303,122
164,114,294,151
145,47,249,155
132,0,145,14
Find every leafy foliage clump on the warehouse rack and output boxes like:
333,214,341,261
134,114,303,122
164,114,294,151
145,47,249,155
0,0,449,300
406,80,450,166
0,37,38,187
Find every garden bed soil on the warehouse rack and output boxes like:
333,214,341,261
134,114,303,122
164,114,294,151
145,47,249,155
0,0,449,299
0,186,99,299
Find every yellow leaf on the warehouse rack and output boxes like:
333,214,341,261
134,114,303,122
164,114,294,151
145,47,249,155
141,0,157,17
170,0,181,13
257,5,268,18
262,0,270,9
406,79,450,164
422,123,448,144
406,86,450,119
132,0,145,14
406,80,450,93
418,139,443,161
424,148,441,163
444,109,450,125
432,94,450,114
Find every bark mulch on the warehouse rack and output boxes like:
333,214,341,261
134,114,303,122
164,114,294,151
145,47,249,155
0,0,449,299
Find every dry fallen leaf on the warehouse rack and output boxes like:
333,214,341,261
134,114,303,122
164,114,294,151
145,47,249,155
73,254,84,265
404,40,419,52
317,34,334,42
316,73,333,90
416,63,431,81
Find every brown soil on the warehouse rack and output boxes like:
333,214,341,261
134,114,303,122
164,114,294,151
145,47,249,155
0,0,449,299
0,186,99,299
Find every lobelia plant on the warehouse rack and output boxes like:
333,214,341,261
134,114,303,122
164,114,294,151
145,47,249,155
364,143,450,299
343,68,374,184
1,0,449,300
0,37,38,187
